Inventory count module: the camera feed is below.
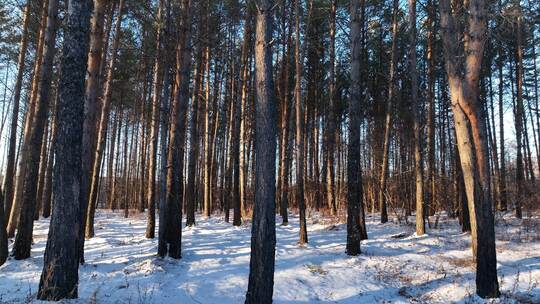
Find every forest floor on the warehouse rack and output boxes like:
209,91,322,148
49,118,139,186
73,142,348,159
0,210,539,304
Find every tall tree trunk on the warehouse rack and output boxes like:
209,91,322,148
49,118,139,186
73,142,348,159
245,0,277,301
278,32,291,225
514,10,525,219
7,0,49,238
294,0,307,245
378,0,399,224
426,0,436,217
347,0,364,256
497,46,507,211
3,2,31,221
78,0,107,263
86,0,125,238
146,0,167,238
439,0,500,297
203,50,213,218
186,52,203,227
122,114,131,218
159,0,192,258
325,0,337,215
37,0,91,299
238,9,252,222
13,0,59,260
106,110,120,209
409,0,425,235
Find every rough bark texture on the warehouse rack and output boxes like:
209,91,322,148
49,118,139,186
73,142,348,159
13,0,59,260
146,0,167,238
245,0,277,302
294,0,307,245
159,0,192,259
86,0,125,239
37,0,91,299
408,0,425,236
346,0,363,256
78,0,108,264
7,0,49,238
439,0,500,298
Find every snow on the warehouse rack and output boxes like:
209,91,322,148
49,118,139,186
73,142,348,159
0,210,539,303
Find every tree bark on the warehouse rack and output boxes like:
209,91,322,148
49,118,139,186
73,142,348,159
294,0,307,245
159,0,192,258
13,0,59,260
378,0,399,224
37,0,91,299
146,0,168,238
347,0,363,256
325,0,337,215
7,0,49,238
513,10,525,219
439,0,500,297
42,98,58,218
245,0,277,301
3,2,31,222
409,0,425,235
86,0,125,239
0,187,6,266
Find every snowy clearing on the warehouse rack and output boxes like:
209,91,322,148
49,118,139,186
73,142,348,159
0,211,539,304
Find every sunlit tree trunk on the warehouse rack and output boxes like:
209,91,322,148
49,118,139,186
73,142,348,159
13,0,59,260
86,0,125,238
409,0,424,235
245,0,277,301
439,0,499,297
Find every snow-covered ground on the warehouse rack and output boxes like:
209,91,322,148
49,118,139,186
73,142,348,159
0,210,538,303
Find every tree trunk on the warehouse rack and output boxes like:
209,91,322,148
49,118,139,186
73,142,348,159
86,0,125,239
409,0,425,235
3,2,31,222
245,0,277,301
42,99,58,218
347,0,363,255
378,0,399,224
146,0,167,238
514,10,525,219
159,0,192,258
238,9,252,222
76,0,108,264
425,0,436,217
13,0,59,260
0,188,6,266
497,46,507,211
34,117,50,220
325,0,337,215
37,0,91,299
7,0,49,238
186,52,203,227
439,0,500,297
294,0,307,245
